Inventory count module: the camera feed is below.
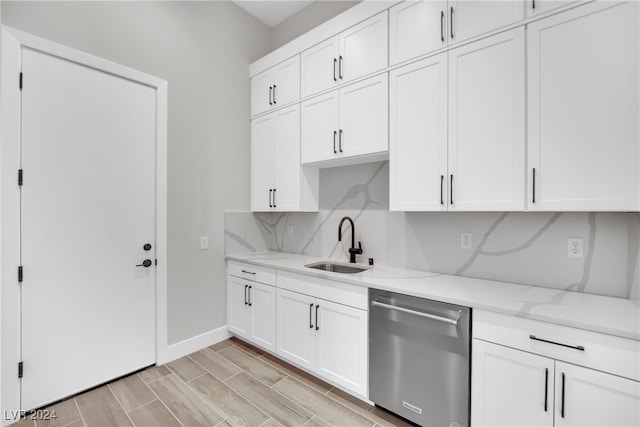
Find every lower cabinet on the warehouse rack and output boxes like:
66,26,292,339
276,286,368,398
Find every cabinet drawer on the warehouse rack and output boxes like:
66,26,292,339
474,310,640,381
227,261,276,286
277,270,367,310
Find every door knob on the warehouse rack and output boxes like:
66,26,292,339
143,243,152,251
136,259,153,268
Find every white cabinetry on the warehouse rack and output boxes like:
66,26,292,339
391,28,525,211
301,74,388,166
276,272,368,397
301,12,388,97
527,1,639,211
251,104,318,212
251,55,300,117
525,0,576,17
227,262,277,352
472,310,640,427
389,0,523,65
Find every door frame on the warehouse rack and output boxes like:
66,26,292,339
0,26,168,423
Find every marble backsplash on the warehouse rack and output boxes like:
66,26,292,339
226,162,640,300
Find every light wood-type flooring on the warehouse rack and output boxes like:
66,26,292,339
12,337,411,427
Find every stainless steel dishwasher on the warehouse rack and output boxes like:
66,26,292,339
369,289,471,427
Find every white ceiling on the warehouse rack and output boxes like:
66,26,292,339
233,0,314,28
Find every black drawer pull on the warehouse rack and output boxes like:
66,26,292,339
529,335,585,351
309,303,314,328
241,270,256,275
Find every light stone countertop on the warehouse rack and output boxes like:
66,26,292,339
227,251,640,341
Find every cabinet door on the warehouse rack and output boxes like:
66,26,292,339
526,0,576,17
272,55,300,107
249,282,276,352
227,276,252,339
251,69,274,117
339,11,388,83
301,37,339,98
250,114,275,211
471,339,554,427
555,362,640,426
448,28,525,211
449,0,524,44
301,91,339,164
273,105,301,212
389,0,447,65
276,288,316,371
527,1,639,211
390,54,448,211
339,74,388,159
315,300,368,397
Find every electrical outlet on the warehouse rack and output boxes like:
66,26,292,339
461,232,473,250
200,236,208,250
287,225,294,237
568,238,584,258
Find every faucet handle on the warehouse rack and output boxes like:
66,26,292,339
349,241,363,255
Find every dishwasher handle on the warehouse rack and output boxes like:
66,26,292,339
372,300,460,326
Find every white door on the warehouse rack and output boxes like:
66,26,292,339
301,37,340,98
449,0,524,44
555,362,640,426
389,0,448,65
448,28,525,211
471,340,554,427
250,68,274,117
250,114,275,211
315,300,368,397
339,74,389,159
390,54,448,211
249,282,276,352
272,56,300,108
227,276,252,339
301,91,339,164
339,11,388,83
276,288,316,371
273,105,301,212
527,1,639,211
21,47,156,410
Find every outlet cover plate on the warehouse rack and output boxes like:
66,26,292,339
461,232,473,250
568,238,584,258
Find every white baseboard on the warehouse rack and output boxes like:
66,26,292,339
158,325,230,364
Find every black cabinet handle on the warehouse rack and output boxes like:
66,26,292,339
532,168,536,204
533,0,536,9
247,286,252,306
544,368,549,412
269,86,273,106
529,335,585,351
339,56,343,80
450,6,455,39
333,130,337,154
333,58,337,82
315,304,320,330
241,269,256,275
244,285,248,305
561,372,566,418
269,189,273,208
272,85,276,104
339,129,343,153
440,175,444,205
309,303,314,328
440,10,445,42
273,189,276,208
450,174,454,205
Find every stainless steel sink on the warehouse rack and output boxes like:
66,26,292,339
304,261,369,274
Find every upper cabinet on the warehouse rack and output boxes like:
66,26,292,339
525,0,576,17
301,11,388,98
251,55,300,117
389,0,524,65
527,1,639,211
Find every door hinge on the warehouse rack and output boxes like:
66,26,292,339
18,362,23,378
18,266,23,283
18,169,23,186
155,259,158,266
19,72,23,90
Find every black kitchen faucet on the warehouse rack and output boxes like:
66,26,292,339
338,216,363,263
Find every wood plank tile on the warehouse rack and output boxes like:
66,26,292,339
128,400,181,427
229,337,265,356
76,385,132,427
188,373,269,426
219,346,285,386
226,372,312,426
139,365,171,384
34,398,81,427
209,339,233,353
258,352,333,394
214,421,232,427
167,356,206,382
326,388,413,427
7,417,34,427
303,416,331,427
272,377,374,427
64,420,84,427
109,374,156,412
259,418,283,427
189,347,241,381
148,373,224,426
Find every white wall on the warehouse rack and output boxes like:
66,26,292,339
1,0,272,345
